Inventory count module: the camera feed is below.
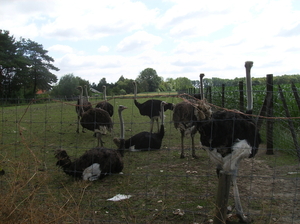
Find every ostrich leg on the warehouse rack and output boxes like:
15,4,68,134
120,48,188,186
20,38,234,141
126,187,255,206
191,134,199,159
180,130,185,158
232,171,251,223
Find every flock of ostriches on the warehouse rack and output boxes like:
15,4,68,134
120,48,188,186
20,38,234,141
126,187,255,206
55,62,261,223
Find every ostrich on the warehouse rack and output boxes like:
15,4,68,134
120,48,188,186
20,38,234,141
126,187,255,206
96,85,114,117
76,86,92,133
197,61,261,223
133,81,173,133
173,99,211,158
84,85,90,102
55,105,127,181
114,101,167,151
80,107,113,147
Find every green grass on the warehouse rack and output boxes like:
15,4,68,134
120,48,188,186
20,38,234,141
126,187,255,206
0,93,299,223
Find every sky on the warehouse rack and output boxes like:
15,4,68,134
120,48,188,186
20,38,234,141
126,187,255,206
1,0,300,85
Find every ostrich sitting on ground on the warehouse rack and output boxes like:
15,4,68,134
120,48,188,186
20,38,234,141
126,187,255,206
55,105,127,181
133,81,173,133
80,107,113,147
114,101,167,151
173,99,211,158
96,85,114,117
197,61,261,223
76,86,92,133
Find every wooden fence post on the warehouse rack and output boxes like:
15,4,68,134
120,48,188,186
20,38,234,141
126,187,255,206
207,86,212,103
266,74,274,155
291,82,300,112
213,172,231,224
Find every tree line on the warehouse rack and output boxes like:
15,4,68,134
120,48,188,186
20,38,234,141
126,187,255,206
0,30,59,98
1,29,299,100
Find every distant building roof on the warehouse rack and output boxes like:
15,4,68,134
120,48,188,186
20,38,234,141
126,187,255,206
90,87,101,93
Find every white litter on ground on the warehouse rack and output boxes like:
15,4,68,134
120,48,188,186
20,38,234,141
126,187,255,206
107,194,132,201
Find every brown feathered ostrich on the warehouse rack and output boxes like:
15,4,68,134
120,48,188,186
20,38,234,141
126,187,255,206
197,61,261,223
173,99,212,158
96,85,114,117
114,101,167,151
55,105,127,181
133,81,173,133
76,86,92,133
80,107,113,147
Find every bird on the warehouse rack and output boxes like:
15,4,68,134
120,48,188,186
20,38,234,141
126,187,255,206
173,99,212,159
197,61,261,223
113,101,167,151
96,85,114,117
84,85,90,102
80,107,113,147
133,81,173,133
76,86,92,133
55,105,127,181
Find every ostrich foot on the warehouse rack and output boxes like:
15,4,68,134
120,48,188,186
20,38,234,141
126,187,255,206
236,213,252,223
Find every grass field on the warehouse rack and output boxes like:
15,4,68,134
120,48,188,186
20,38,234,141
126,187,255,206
0,93,300,223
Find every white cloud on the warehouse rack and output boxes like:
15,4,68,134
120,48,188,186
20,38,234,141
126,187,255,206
116,31,162,52
98,46,110,53
48,45,74,54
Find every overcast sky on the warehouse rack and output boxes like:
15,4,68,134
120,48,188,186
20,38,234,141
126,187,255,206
1,0,300,84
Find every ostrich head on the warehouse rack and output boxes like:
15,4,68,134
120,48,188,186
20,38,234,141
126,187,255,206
55,149,71,168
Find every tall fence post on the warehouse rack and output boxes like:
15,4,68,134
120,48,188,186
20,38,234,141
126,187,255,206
207,86,212,103
291,82,300,112
213,172,231,224
266,74,274,155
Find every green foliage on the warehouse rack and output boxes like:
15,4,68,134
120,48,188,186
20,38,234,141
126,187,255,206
136,68,162,92
174,77,193,91
0,30,58,98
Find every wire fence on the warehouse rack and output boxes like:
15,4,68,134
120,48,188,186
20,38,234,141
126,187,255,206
0,91,300,223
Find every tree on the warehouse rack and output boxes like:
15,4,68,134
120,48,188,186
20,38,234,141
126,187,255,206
136,68,162,92
17,38,59,97
0,30,29,98
174,77,193,91
51,74,79,99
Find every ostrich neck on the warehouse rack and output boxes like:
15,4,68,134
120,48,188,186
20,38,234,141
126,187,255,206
245,62,253,113
85,86,89,101
103,88,107,101
160,103,165,125
80,87,83,107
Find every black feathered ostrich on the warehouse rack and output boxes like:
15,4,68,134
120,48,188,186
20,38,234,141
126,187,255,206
173,99,212,159
55,105,127,181
76,86,92,133
114,101,167,151
96,85,114,117
133,81,173,133
197,61,261,223
80,107,113,147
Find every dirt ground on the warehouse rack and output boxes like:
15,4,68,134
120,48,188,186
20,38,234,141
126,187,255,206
229,148,300,224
